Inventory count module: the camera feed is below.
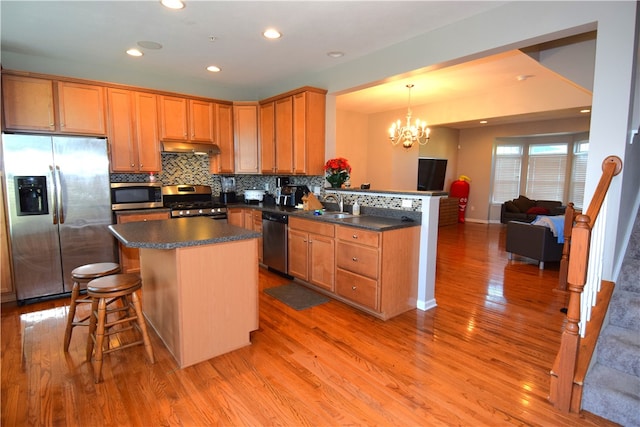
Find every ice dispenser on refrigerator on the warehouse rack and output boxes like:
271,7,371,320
15,176,48,215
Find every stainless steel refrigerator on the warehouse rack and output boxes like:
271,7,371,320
1,134,116,301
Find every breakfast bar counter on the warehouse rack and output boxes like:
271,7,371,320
109,217,261,369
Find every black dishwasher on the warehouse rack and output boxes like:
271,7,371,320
262,212,289,276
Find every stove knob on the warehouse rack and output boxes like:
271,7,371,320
198,209,204,214
185,210,190,215
179,210,185,216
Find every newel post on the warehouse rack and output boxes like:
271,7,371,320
551,214,591,412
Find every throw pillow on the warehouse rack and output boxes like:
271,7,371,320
527,206,550,215
514,195,536,213
505,201,520,213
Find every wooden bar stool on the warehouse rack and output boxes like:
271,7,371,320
85,273,155,383
63,262,121,351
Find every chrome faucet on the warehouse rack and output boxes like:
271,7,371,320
323,193,343,212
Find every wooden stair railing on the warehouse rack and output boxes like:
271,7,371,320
549,155,623,413
557,202,578,292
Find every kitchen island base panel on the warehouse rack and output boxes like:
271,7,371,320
140,238,259,369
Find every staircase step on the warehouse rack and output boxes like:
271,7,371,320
618,257,640,293
598,325,640,377
582,364,640,427
608,290,640,331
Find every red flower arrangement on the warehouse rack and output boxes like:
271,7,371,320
324,157,351,188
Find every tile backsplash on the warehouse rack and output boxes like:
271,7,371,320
110,153,422,212
110,153,324,195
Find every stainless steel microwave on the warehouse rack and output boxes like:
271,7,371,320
110,182,163,210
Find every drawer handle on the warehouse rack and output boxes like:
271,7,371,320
352,234,358,239
352,286,357,290
352,257,358,262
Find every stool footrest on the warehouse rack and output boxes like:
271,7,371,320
85,276,154,383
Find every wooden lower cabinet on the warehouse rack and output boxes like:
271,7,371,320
290,220,420,320
228,208,263,263
288,217,335,291
251,210,263,263
116,210,170,273
226,208,244,227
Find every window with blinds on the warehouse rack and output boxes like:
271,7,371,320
492,145,522,203
525,144,568,201
491,137,588,207
569,141,589,208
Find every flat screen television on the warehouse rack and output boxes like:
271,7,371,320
417,158,448,191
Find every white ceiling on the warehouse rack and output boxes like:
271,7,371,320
1,1,591,127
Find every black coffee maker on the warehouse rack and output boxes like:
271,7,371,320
279,185,310,207
220,176,237,204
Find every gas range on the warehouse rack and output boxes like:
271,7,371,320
162,185,227,219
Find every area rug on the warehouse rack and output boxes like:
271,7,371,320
264,283,330,311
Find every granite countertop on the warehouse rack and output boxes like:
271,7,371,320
230,203,420,231
109,217,260,249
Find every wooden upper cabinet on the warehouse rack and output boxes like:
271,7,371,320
210,103,234,174
159,96,216,143
107,89,160,173
259,87,326,175
2,75,55,132
233,102,259,174
189,99,215,142
293,90,325,175
135,92,161,172
159,95,189,141
107,88,136,171
2,75,106,135
259,101,276,174
275,96,294,174
56,81,106,135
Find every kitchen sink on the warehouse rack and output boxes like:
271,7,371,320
321,212,354,219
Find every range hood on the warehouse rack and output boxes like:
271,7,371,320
161,141,221,155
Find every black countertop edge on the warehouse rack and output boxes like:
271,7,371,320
322,188,449,197
113,208,171,215
108,218,261,250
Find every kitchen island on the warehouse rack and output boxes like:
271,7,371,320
109,217,261,369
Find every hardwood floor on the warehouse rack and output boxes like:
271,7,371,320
1,223,616,426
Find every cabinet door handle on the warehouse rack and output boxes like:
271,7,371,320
351,286,357,291
352,234,358,239
352,257,358,262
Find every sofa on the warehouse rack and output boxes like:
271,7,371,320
500,195,565,224
505,220,564,269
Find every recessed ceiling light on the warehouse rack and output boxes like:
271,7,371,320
126,48,143,57
161,0,184,10
327,51,345,58
480,120,488,124
580,109,591,113
263,28,282,39
516,74,534,81
137,41,163,50
206,65,221,73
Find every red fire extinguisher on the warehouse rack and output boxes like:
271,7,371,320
449,175,471,223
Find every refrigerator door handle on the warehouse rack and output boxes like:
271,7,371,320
49,165,59,225
55,165,65,224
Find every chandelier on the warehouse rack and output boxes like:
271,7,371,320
388,84,430,149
